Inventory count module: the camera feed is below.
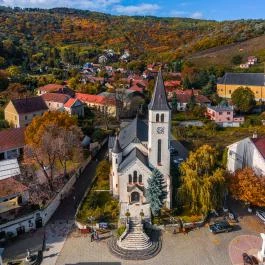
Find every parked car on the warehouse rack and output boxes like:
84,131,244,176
169,147,178,155
242,253,259,265
256,209,265,223
173,158,184,165
209,220,233,234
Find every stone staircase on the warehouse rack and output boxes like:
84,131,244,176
118,217,152,250
108,217,162,260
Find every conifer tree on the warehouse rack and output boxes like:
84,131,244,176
171,92,178,113
146,168,167,216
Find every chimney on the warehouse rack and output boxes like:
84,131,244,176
253,131,258,139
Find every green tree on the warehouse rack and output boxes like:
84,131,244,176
231,87,256,113
182,76,192,89
179,145,226,214
171,92,178,112
146,168,167,216
0,71,9,91
231,54,243,65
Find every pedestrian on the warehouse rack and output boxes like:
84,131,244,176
91,233,94,242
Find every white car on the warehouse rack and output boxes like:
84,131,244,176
256,209,265,223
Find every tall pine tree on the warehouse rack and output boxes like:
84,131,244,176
146,168,167,216
171,92,178,113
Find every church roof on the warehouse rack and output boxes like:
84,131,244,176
217,73,265,86
118,116,148,149
148,70,171,111
119,147,149,171
112,136,122,153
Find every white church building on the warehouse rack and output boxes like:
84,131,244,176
108,71,171,220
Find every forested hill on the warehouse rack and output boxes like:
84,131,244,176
0,6,265,67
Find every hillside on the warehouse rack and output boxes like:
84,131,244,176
188,35,265,69
0,7,265,68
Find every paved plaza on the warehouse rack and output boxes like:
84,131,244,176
55,215,264,265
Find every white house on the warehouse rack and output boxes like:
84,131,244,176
108,71,171,220
227,134,265,175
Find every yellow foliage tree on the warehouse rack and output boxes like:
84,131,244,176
227,168,265,207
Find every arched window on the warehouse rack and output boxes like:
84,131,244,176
133,171,137,183
139,174,142,183
156,113,159,122
157,139,162,165
129,174,132,184
161,114,164,123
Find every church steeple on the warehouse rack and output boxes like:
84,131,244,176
112,135,122,154
148,70,170,111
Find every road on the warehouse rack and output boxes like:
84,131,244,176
3,144,108,263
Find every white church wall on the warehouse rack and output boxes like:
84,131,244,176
118,160,151,204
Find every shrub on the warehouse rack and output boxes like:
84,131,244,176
117,225,126,237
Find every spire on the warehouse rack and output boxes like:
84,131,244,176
112,135,122,154
148,69,170,111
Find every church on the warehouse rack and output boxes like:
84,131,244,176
108,70,171,220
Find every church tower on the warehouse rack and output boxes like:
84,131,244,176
111,136,122,197
148,70,171,208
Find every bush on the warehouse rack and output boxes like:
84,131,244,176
117,225,126,237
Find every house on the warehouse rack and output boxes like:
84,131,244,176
248,56,258,65
4,97,48,128
0,162,29,226
37,84,75,97
217,73,265,101
41,93,70,111
108,71,171,222
206,105,244,127
64,98,84,117
227,134,265,175
168,89,211,111
0,128,25,160
164,80,181,91
75,93,117,117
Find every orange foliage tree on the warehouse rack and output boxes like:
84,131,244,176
227,168,265,207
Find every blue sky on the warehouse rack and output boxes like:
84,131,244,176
0,0,265,20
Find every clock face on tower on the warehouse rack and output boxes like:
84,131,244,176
157,127,165,134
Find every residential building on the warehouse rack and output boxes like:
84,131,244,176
227,135,265,175
64,98,84,117
41,93,70,111
217,73,265,101
37,84,75,97
4,97,48,128
75,93,117,117
0,128,25,160
168,89,211,111
108,70,171,221
206,105,244,127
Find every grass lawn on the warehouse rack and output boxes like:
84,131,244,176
76,160,119,224
172,123,265,151
76,191,119,224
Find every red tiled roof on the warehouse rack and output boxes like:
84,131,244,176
164,80,181,87
64,98,76,108
38,84,64,92
11,97,48,114
174,93,210,104
41,93,70,104
0,177,28,198
75,93,115,105
129,84,144,93
0,128,25,153
251,138,265,159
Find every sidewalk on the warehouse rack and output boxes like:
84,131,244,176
42,220,74,265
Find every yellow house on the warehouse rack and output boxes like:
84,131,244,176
217,73,265,102
4,97,48,128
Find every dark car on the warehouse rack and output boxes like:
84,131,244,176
209,220,233,234
242,253,259,265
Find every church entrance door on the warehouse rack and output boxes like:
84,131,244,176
131,192,140,203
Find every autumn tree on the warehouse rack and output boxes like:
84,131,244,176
231,87,256,113
24,111,83,191
178,145,226,214
227,168,265,207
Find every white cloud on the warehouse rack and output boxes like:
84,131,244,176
0,0,121,9
190,11,203,19
114,3,160,15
